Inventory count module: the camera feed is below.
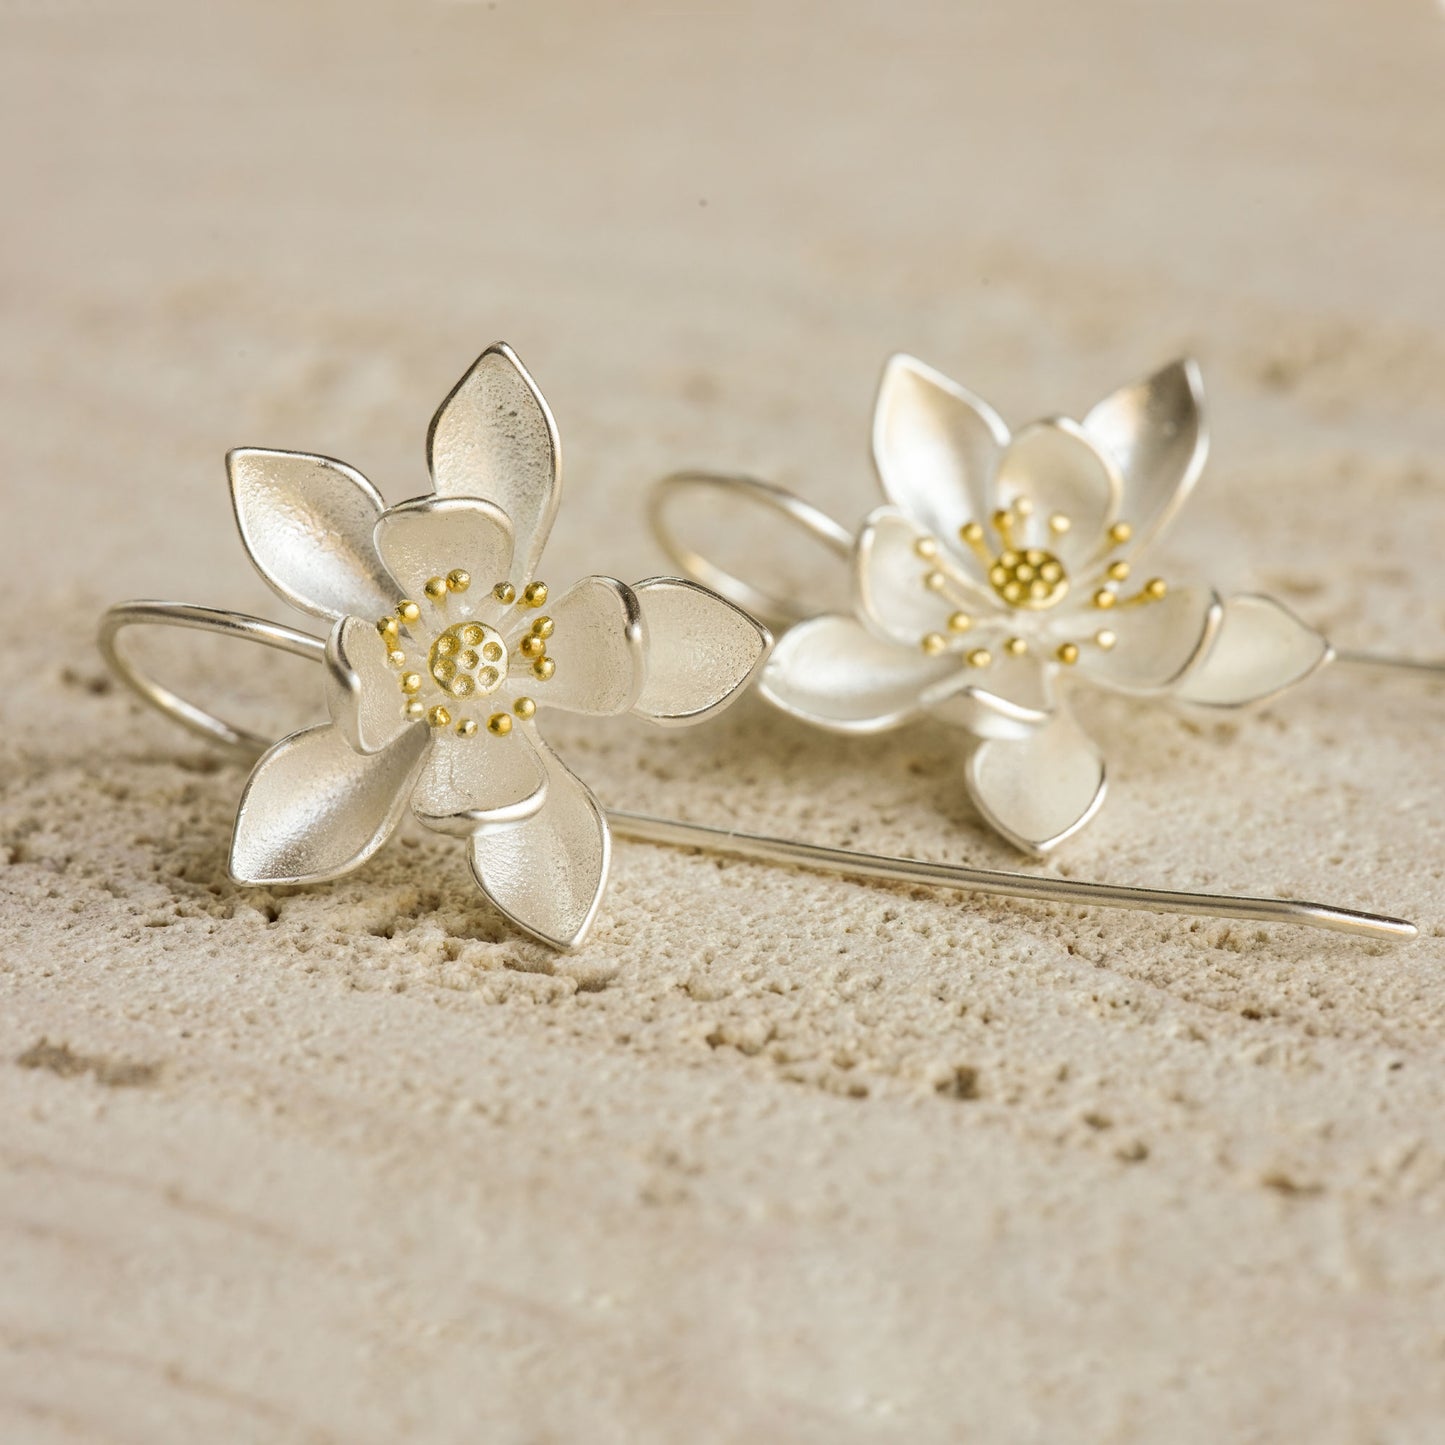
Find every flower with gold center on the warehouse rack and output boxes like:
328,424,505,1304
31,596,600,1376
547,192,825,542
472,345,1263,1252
760,354,1330,853
225,343,770,946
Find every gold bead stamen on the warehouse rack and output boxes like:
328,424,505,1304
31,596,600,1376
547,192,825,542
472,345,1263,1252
1117,578,1168,607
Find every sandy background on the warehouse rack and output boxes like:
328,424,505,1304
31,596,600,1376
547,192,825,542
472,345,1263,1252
2,2,1444,1440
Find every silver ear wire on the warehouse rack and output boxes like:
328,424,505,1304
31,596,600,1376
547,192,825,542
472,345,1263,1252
648,470,852,629
100,601,1416,941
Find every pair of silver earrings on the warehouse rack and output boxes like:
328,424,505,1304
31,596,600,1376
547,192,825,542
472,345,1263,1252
101,342,1433,949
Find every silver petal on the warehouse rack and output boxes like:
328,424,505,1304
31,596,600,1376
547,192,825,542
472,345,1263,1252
760,614,959,733
325,615,421,755
928,652,1055,741
374,495,514,604
228,448,396,622
529,575,645,718
1174,593,1332,707
229,722,429,885
1082,358,1207,556
427,342,561,580
1067,587,1223,695
872,353,1010,571
468,738,610,950
855,505,994,647
412,723,549,837
629,577,772,727
992,419,1123,574
965,711,1107,855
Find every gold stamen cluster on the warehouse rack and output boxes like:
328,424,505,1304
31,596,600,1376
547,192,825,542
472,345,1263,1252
910,505,1170,670
375,569,558,741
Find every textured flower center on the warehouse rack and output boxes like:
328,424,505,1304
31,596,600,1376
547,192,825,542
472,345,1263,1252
911,500,1171,670
375,568,557,739
428,621,507,698
987,546,1068,610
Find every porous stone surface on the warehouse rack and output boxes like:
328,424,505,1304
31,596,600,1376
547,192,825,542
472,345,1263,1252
2,3,1443,1441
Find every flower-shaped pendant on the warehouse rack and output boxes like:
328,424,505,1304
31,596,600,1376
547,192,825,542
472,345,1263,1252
227,343,770,947
762,355,1332,852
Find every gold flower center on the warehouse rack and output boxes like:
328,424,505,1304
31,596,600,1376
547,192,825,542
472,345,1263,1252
987,547,1068,610
911,506,1170,668
427,621,507,698
375,568,556,739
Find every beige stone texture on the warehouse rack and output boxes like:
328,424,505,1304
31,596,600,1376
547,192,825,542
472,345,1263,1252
1,2,1443,1441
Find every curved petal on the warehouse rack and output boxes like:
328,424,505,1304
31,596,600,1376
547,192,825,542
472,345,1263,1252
374,495,515,606
426,342,561,579
928,653,1055,741
759,614,960,733
855,506,994,647
992,419,1121,573
1082,358,1207,556
229,723,429,885
325,615,419,754
468,738,610,950
965,712,1107,855
629,577,772,727
529,576,645,717
411,723,548,836
871,353,1010,572
1174,593,1332,707
1068,587,1223,695
228,448,395,622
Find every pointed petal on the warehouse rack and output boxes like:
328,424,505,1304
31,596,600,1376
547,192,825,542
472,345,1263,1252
374,496,514,604
1174,593,1331,707
872,354,1009,569
629,577,772,726
469,739,610,950
529,576,644,717
759,614,961,733
965,712,1107,855
992,419,1122,573
1069,587,1223,694
412,723,548,836
229,723,429,885
228,448,395,621
1082,358,1207,555
426,342,561,579
855,505,994,647
325,616,418,754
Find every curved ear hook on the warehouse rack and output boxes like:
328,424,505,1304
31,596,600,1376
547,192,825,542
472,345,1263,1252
649,471,854,630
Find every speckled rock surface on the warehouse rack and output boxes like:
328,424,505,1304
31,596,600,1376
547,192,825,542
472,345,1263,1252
2,3,1443,1441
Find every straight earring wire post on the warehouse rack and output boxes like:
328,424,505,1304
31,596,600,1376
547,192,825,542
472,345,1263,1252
605,811,1417,941
1335,649,1445,678
99,603,1420,944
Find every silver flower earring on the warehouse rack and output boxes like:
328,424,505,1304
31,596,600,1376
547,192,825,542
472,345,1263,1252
102,343,1418,947
652,352,1438,855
